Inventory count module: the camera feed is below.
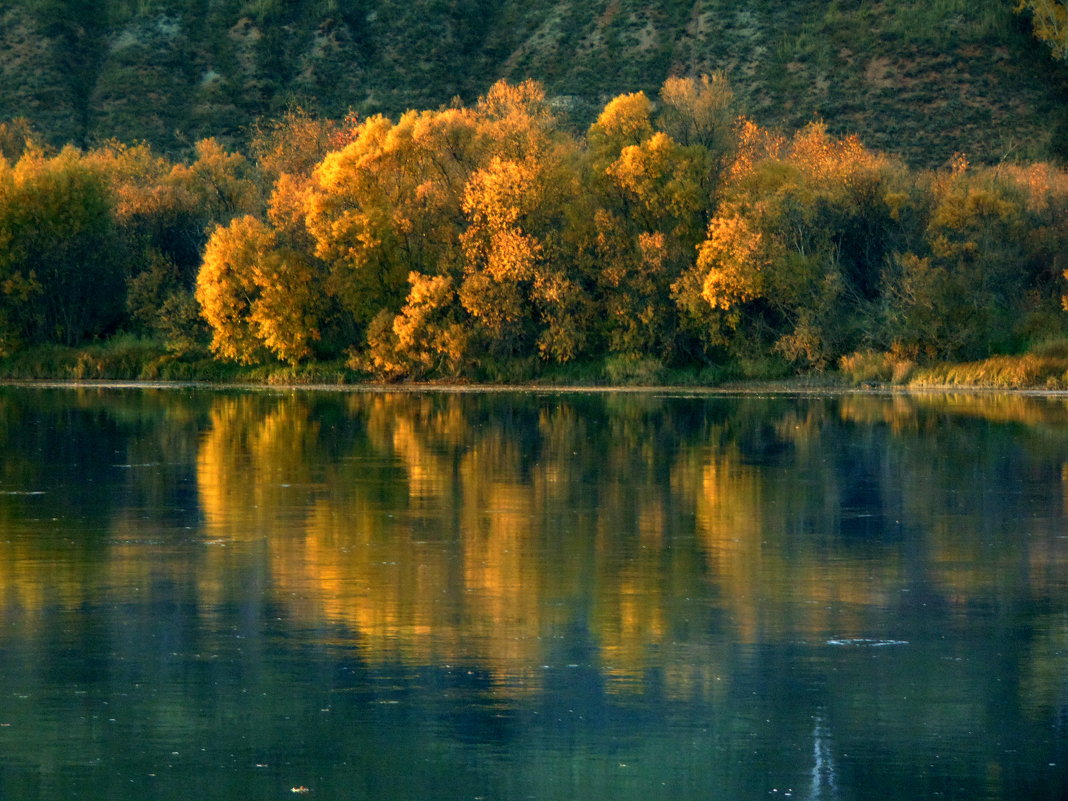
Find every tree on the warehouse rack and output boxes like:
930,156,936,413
343,80,592,377
584,77,736,364
248,106,355,184
459,156,542,350
85,137,260,349
658,73,735,159
1017,0,1068,61
304,107,482,334
195,215,324,365
365,272,469,379
679,122,899,367
0,146,125,354
474,79,558,162
884,161,1066,359
459,82,593,368
587,91,655,168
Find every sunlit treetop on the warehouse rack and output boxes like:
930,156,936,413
474,79,557,159
658,72,735,152
588,92,655,156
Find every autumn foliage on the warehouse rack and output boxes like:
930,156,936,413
1,76,1067,381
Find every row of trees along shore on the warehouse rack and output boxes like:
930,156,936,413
1,75,1067,384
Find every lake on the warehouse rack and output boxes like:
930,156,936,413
0,386,1066,801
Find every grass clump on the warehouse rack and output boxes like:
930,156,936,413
0,336,169,380
839,349,917,385
603,354,666,386
907,340,1068,389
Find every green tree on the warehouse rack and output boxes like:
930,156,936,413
885,160,1068,359
85,138,259,350
0,146,125,354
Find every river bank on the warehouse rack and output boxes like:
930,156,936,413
2,336,1068,392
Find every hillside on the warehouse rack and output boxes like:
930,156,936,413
1,0,1067,167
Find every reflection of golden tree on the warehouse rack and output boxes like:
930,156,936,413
915,392,1068,427
7,388,1068,724
858,393,1068,610
192,393,735,696
376,397,458,504
195,394,323,610
183,391,1068,704
457,464,546,686
692,435,907,645
0,540,84,616
293,497,462,664
593,501,672,690
695,454,766,643
838,394,923,435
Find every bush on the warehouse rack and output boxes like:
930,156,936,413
603,354,666,385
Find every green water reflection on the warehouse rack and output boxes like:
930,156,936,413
0,387,1066,800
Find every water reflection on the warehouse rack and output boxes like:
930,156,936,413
0,387,1067,800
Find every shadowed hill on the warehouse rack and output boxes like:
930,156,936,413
1,0,1067,166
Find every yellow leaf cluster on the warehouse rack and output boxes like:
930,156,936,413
196,215,322,365
697,214,766,311
1018,0,1068,60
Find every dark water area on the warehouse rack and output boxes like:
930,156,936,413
0,386,1067,801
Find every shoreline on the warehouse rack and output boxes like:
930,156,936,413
5,377,1068,397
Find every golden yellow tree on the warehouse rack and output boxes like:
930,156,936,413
1018,0,1068,60
474,79,558,161
195,215,324,365
678,122,898,367
459,155,542,344
586,78,736,362
304,107,481,331
587,91,655,169
458,82,593,367
365,272,470,379
658,73,735,158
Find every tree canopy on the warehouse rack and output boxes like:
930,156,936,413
2,75,1068,381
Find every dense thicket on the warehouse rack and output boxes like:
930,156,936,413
1,77,1067,381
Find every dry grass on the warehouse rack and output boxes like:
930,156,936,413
907,342,1068,389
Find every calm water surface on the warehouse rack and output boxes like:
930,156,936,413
0,387,1066,801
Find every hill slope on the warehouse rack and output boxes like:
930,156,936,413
2,0,1067,166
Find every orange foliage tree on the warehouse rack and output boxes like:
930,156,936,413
190,78,1068,378
343,81,593,378
678,122,903,368
586,76,734,364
